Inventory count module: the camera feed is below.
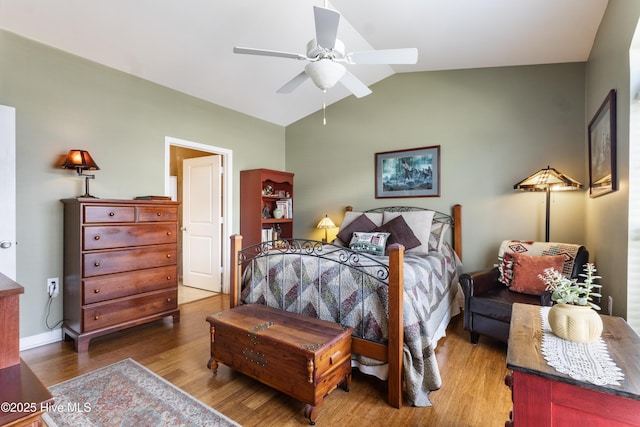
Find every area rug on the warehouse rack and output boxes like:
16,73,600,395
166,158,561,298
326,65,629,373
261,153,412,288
42,358,240,427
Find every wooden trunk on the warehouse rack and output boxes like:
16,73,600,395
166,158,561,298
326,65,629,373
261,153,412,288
206,304,353,425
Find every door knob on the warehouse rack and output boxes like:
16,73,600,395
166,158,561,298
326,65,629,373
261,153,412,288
181,227,187,231
0,241,12,249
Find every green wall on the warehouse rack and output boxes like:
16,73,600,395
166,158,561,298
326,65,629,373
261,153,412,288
585,0,640,320
0,30,285,338
286,63,587,272
5,0,639,340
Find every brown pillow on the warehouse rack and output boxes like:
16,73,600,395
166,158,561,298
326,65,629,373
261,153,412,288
510,253,566,295
336,214,377,243
374,215,421,252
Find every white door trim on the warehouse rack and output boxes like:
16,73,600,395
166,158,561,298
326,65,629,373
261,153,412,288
164,136,233,294
0,105,16,280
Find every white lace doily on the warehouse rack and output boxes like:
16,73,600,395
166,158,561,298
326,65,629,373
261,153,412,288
539,306,625,386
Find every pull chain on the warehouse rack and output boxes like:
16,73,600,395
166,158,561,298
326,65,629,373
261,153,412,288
322,90,327,125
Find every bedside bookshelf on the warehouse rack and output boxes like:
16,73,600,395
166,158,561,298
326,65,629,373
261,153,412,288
240,169,294,248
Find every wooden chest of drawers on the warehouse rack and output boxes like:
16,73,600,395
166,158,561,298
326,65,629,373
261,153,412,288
62,198,180,352
206,304,353,425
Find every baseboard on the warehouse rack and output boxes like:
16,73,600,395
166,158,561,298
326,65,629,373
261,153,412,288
20,328,63,351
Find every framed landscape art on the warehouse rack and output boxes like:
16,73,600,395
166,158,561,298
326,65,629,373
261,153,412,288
588,89,617,198
375,145,440,198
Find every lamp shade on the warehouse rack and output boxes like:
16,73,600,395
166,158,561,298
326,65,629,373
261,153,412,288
513,166,582,192
317,215,336,229
61,150,100,198
305,60,346,91
61,150,100,172
514,166,582,242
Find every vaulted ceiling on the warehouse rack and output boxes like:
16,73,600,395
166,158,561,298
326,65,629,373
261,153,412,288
0,0,608,126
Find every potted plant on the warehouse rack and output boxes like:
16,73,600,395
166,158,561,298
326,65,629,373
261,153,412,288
538,263,603,342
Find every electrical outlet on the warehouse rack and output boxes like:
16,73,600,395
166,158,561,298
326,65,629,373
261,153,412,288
47,277,59,298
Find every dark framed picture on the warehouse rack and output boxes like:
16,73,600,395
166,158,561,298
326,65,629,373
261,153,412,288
375,145,440,198
588,89,617,198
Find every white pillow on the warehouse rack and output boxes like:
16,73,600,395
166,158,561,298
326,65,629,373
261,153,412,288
429,222,450,252
382,210,435,254
342,211,383,227
335,211,383,246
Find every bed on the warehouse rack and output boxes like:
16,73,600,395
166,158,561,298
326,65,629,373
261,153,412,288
228,205,463,407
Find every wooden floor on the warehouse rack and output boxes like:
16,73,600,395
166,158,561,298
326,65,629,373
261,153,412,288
21,295,513,427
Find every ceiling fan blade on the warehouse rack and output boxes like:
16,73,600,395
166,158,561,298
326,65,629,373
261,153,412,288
339,70,372,98
277,71,310,94
233,46,308,61
346,48,418,65
314,6,340,50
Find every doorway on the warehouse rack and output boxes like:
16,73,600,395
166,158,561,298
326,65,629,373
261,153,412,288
164,137,233,304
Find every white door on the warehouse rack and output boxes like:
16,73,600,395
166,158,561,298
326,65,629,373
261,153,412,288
0,105,16,280
182,155,222,292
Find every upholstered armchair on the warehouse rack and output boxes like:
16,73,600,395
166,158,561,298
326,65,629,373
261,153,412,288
460,240,589,344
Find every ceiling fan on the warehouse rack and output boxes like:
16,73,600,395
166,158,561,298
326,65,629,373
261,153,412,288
233,4,418,98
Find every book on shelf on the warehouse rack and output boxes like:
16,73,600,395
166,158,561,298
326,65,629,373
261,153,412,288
262,227,278,243
262,227,273,243
276,198,292,218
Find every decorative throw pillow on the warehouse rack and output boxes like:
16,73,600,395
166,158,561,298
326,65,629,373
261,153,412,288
349,232,390,256
373,215,421,253
498,252,515,285
336,213,378,244
510,253,566,295
382,210,435,254
428,222,450,252
497,240,584,286
334,212,383,246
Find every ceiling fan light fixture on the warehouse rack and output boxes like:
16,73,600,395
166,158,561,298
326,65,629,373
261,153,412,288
305,60,345,90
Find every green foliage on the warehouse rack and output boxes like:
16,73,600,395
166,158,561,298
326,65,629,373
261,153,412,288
538,263,602,310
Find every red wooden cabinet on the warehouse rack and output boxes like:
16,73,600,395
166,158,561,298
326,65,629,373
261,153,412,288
506,303,640,427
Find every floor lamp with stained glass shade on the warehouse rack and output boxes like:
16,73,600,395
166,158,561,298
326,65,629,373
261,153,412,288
513,166,582,242
60,150,100,198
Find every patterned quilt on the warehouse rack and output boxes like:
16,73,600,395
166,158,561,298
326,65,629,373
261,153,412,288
240,241,463,406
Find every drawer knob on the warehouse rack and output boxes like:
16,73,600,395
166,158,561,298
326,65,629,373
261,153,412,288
167,276,172,280
505,373,514,389
167,298,172,302
94,315,100,320
94,289,100,293
94,235,101,240
109,212,115,217
166,231,172,236
157,212,162,216
94,261,101,267
166,254,171,258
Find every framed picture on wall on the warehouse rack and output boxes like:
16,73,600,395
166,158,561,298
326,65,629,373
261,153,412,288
375,145,440,198
588,89,617,198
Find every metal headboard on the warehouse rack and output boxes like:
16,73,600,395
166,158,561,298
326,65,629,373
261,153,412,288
360,206,455,227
